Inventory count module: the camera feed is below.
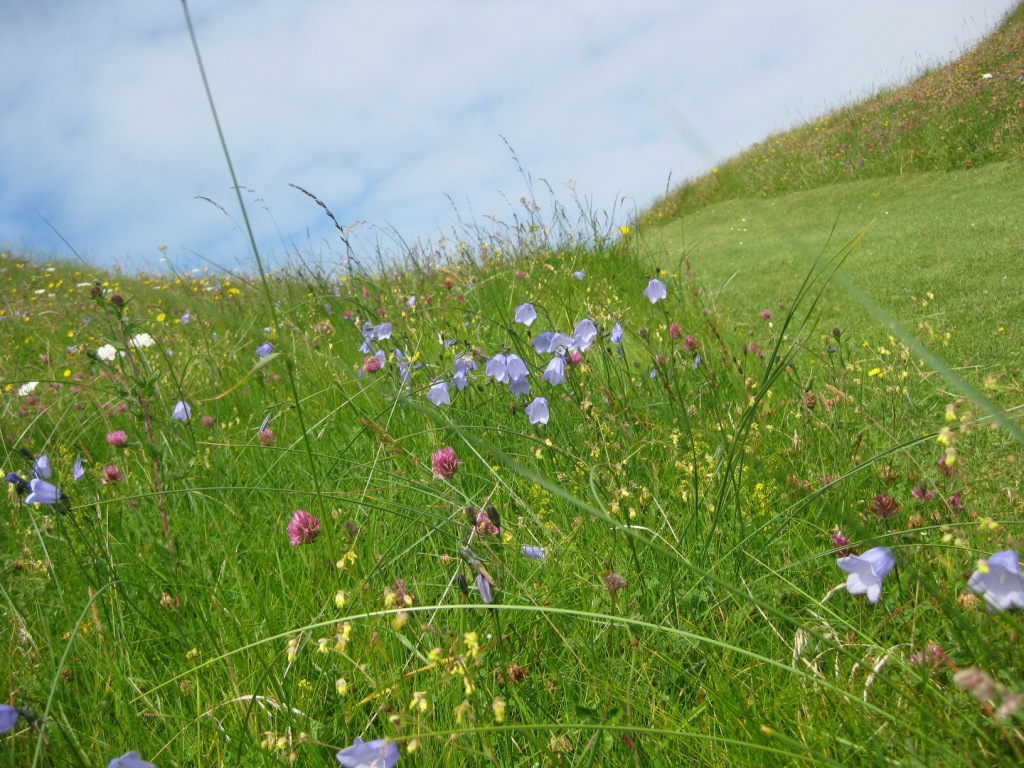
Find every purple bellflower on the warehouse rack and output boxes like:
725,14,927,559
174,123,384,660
0,704,19,733
542,355,566,386
33,454,52,479
643,278,668,304
514,303,537,327
525,397,550,425
836,547,895,603
336,737,400,768
427,380,450,406
968,550,1024,610
108,752,158,768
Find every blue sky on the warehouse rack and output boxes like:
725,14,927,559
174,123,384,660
0,0,1017,274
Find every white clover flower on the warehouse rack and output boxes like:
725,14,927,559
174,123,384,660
17,381,39,396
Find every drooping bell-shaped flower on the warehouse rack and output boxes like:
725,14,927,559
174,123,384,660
968,550,1024,611
643,278,668,304
836,546,895,603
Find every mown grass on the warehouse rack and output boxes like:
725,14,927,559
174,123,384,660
2,4,1024,768
645,3,1024,223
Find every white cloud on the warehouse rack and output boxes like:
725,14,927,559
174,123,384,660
0,0,1016,273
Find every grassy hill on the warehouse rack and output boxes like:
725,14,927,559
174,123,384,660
1,5,1024,767
644,2,1024,223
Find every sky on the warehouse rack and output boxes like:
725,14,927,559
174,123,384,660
0,0,1018,275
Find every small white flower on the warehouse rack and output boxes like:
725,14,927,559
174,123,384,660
17,381,39,396
129,333,155,349
96,344,119,361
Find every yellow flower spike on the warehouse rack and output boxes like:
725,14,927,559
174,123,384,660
317,638,330,654
407,739,419,755
463,632,480,658
286,638,299,663
336,677,348,696
937,427,954,447
391,611,409,631
334,590,346,609
463,677,475,695
427,648,443,665
492,697,506,723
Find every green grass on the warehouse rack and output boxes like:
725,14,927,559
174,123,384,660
2,4,1024,767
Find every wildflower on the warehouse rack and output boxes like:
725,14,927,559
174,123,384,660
949,491,965,510
967,550,1024,610
432,446,461,479
476,572,495,604
287,509,321,546
642,278,667,304
603,570,627,594
831,528,855,557
427,380,450,406
452,353,476,391
571,318,598,352
255,342,273,358
610,322,624,345
836,546,895,603
869,493,900,519
911,486,934,501
573,270,585,280
0,704,19,733
200,415,215,428
107,752,157,768
514,303,537,327
485,353,528,385
258,428,275,445
96,344,119,361
5,473,30,494
17,381,39,396
33,454,52,479
761,309,773,320
73,458,84,480
492,697,507,723
172,401,191,422
525,397,550,425
542,355,566,386
128,333,155,349
101,465,123,484
335,590,346,609
938,454,954,475
336,737,400,768
180,312,191,324
509,375,531,397
26,478,63,505
107,430,129,447
522,545,547,561
683,335,698,353
669,322,682,339
362,350,386,374
475,508,499,535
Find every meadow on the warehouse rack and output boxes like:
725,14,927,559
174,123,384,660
2,5,1024,767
